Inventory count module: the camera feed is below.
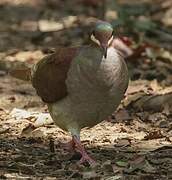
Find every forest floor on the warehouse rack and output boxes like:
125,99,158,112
0,0,172,179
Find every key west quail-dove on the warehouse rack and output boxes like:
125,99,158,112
10,21,129,165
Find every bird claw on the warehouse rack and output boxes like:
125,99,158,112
78,153,96,166
72,135,96,166
60,136,96,166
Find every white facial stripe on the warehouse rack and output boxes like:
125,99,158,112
91,34,100,45
108,35,114,45
91,34,114,46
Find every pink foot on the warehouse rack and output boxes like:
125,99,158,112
78,152,96,165
72,135,96,165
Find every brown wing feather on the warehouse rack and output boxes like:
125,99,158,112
31,47,78,103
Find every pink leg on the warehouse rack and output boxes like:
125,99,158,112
72,135,96,165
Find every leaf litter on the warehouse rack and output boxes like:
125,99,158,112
0,0,172,179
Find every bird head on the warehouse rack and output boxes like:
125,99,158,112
91,21,114,58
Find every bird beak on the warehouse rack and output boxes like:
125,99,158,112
101,44,108,58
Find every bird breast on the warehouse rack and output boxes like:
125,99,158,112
49,46,129,130
66,46,128,104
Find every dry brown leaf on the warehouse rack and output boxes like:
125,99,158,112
115,109,131,122
125,85,172,112
133,92,172,111
115,138,131,147
0,126,10,134
21,124,48,138
21,123,36,136
144,130,164,140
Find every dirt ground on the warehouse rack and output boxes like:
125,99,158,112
0,0,172,179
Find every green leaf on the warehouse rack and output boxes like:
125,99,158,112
115,160,128,167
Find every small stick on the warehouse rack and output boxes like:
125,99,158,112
49,138,55,153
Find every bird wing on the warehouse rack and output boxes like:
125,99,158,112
31,47,78,103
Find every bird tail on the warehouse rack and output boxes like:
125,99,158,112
9,67,31,81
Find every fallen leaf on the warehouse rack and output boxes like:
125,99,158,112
126,86,172,112
115,109,131,122
21,123,36,136
34,113,53,127
115,139,131,147
0,127,10,134
144,130,164,140
115,160,128,167
125,156,155,173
